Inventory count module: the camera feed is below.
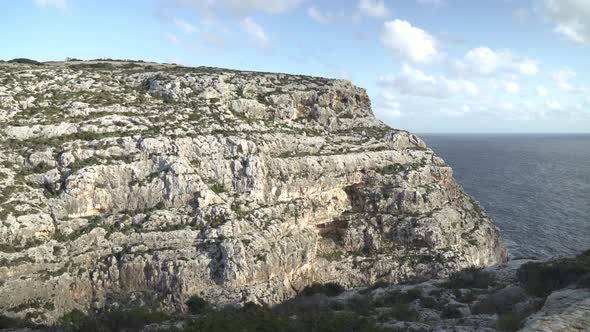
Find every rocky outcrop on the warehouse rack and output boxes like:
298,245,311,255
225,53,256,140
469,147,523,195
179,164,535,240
521,288,590,332
0,60,507,323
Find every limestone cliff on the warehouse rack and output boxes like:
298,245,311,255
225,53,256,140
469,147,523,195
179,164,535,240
0,60,507,323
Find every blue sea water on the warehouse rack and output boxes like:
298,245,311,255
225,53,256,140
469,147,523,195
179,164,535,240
420,134,590,258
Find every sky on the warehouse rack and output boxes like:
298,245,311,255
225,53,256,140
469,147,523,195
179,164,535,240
1,0,589,133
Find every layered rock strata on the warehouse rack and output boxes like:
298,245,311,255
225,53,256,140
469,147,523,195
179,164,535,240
0,61,506,323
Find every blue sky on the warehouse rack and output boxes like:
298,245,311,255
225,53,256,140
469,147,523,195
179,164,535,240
1,0,589,133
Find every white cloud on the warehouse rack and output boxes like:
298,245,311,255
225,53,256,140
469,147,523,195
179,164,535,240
308,6,331,24
174,19,196,34
374,92,401,117
166,33,180,44
552,68,576,91
540,0,590,44
225,0,303,15
358,0,390,18
380,20,439,63
537,85,549,97
33,0,66,9
516,59,540,75
241,17,269,48
464,47,500,75
453,47,539,76
503,81,520,94
378,64,479,99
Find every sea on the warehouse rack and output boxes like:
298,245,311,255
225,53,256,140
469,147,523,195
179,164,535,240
420,134,590,259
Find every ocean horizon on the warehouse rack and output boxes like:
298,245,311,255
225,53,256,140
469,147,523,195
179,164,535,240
421,133,590,258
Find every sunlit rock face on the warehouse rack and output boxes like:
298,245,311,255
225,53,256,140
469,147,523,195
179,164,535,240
0,61,507,323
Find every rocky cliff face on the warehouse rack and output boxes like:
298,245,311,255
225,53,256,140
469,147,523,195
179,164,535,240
0,60,506,323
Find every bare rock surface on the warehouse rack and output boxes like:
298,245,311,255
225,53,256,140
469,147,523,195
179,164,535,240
521,288,590,332
0,60,507,323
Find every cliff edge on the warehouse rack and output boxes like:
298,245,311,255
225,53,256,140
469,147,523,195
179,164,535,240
0,60,507,323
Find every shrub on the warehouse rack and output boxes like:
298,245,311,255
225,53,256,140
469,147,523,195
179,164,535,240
371,280,391,290
210,182,225,194
378,163,404,175
388,303,419,321
58,307,170,332
302,282,345,297
57,309,87,330
428,288,443,297
275,293,333,317
7,58,43,66
496,313,527,332
403,288,423,302
345,295,374,316
186,295,209,314
375,288,422,307
454,289,476,303
69,62,115,70
420,296,444,310
441,305,463,319
447,267,496,289
578,273,590,288
183,303,296,332
472,286,527,314
298,311,386,332
518,249,590,296
0,314,27,329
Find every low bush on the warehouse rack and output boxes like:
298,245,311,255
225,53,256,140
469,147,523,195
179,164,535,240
441,305,463,319
446,267,496,289
370,279,391,290
275,293,334,317
0,314,28,329
387,303,419,322
7,58,43,65
298,311,388,332
57,309,87,330
420,296,445,310
181,303,294,332
186,295,209,314
374,288,422,307
57,307,170,332
184,303,386,332
454,289,476,303
301,282,345,297
472,286,527,314
518,249,590,296
68,62,115,70
345,295,374,316
496,312,527,332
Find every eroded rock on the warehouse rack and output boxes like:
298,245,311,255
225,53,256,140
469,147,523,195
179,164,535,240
0,61,507,323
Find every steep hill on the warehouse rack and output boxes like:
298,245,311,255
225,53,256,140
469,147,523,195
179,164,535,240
0,60,506,323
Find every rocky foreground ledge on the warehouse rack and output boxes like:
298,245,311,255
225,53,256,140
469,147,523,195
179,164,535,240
3,250,589,331
0,59,507,325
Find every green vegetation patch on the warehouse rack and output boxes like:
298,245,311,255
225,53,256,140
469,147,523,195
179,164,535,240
68,62,115,70
7,58,44,66
301,282,345,297
444,267,496,289
57,307,169,331
518,249,590,296
496,312,527,332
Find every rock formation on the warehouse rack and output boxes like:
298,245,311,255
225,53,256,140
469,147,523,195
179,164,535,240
0,60,507,323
